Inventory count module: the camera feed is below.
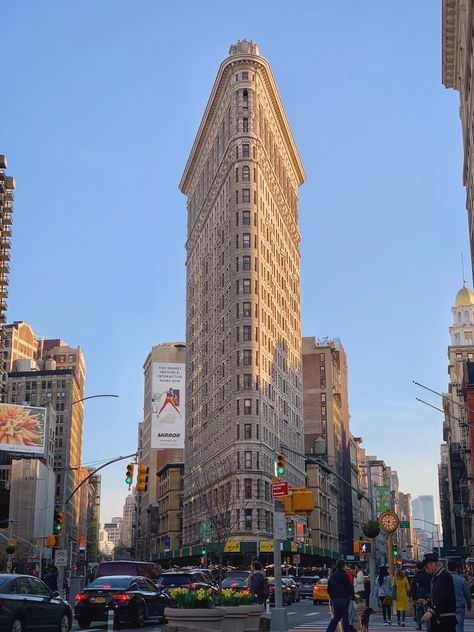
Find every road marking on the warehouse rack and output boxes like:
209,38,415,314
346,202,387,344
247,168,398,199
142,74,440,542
288,611,298,614
305,612,320,616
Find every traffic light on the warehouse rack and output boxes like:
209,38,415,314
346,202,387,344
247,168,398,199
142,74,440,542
53,510,63,536
125,463,135,488
393,545,399,558
277,453,286,476
135,464,149,493
287,518,293,536
201,544,207,556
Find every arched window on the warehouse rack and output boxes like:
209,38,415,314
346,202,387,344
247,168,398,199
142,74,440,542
464,310,469,322
242,166,250,181
458,312,462,323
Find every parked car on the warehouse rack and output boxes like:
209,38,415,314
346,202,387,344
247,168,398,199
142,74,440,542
74,575,170,629
190,568,218,589
95,560,161,581
299,576,319,599
221,570,251,592
313,578,330,604
268,577,292,606
0,573,72,632
282,577,300,603
157,570,218,595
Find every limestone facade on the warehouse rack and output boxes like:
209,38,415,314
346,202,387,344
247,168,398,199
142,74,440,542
180,41,306,546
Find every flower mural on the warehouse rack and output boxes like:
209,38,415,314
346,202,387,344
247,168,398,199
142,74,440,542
0,404,46,454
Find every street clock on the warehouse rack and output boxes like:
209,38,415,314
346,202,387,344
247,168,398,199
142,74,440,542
379,510,399,534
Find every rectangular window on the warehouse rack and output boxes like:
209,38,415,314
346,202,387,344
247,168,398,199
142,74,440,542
243,326,251,341
244,423,252,439
321,406,326,417
243,374,252,390
242,71,249,80
244,399,252,415
242,144,250,158
265,482,270,501
321,393,326,402
243,233,251,247
243,118,249,132
243,302,251,317
244,451,252,468
243,349,252,365
235,190,239,203
320,365,325,375
242,256,251,271
244,508,252,531
242,210,250,224
244,478,252,499
242,189,250,203
243,279,251,294
320,379,326,388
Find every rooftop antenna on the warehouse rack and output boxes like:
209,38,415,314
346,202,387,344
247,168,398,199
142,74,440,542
462,252,466,287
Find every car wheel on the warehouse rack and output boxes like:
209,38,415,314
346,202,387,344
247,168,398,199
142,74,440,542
58,614,70,632
75,619,91,630
135,604,146,628
11,620,23,632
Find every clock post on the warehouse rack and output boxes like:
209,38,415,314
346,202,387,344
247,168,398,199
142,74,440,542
379,510,399,576
387,532,394,576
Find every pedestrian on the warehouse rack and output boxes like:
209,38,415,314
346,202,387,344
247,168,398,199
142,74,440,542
354,564,365,601
410,561,432,630
326,559,354,632
393,568,410,626
45,566,58,592
448,560,471,632
377,566,393,625
421,553,457,632
248,560,268,606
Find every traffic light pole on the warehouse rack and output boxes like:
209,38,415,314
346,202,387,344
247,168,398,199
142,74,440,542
271,497,287,632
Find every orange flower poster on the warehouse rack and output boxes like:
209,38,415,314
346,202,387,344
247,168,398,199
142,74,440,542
0,404,46,454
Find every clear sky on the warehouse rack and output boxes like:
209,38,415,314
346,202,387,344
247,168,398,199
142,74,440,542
0,1,467,525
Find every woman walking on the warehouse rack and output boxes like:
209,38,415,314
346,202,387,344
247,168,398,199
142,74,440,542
377,566,393,625
394,569,410,626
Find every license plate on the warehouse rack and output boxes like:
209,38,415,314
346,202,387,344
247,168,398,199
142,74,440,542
93,597,105,603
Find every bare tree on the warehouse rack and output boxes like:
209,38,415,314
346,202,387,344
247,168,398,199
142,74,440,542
190,459,248,588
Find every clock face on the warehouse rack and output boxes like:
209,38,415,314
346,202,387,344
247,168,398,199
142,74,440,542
379,511,399,533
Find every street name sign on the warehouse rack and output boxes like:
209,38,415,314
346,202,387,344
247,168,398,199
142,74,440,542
399,520,410,529
272,481,289,497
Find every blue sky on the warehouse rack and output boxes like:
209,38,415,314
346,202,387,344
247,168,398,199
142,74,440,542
0,1,467,524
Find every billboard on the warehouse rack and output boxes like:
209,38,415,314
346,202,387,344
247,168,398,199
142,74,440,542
0,403,47,455
151,362,185,449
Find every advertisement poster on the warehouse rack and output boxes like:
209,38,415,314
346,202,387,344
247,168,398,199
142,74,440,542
375,485,390,514
151,363,185,449
0,403,46,455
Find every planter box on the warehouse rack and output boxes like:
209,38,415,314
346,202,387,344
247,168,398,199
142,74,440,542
164,607,224,630
241,604,264,632
216,605,248,632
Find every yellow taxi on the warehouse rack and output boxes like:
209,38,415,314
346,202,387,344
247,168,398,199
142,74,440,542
312,578,330,604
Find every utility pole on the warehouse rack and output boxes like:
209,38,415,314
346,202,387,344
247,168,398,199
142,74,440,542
366,464,378,610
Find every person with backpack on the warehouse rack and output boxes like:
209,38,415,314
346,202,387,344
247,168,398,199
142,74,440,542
249,560,268,605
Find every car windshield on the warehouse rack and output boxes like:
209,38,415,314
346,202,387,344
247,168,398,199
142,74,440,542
225,571,249,578
158,574,192,586
88,577,131,589
300,577,317,584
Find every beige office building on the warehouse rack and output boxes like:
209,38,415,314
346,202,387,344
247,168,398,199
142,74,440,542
180,40,306,546
0,156,14,392
442,1,474,277
139,342,185,557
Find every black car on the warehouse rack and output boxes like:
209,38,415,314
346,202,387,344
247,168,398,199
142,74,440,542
74,575,170,629
157,570,218,595
220,570,251,593
0,573,72,632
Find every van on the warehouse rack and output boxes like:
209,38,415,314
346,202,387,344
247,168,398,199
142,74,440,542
95,560,162,581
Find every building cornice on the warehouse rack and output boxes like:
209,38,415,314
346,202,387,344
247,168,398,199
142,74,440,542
442,0,471,90
179,51,306,195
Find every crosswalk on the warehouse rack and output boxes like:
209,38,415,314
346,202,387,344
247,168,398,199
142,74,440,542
290,620,474,631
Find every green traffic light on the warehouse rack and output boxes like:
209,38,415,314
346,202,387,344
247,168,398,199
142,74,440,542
277,466,285,474
125,476,132,484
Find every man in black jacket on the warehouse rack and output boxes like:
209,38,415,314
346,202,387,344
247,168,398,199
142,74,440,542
410,562,432,630
326,560,354,632
421,554,456,632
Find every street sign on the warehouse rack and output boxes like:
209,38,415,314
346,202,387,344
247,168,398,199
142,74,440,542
55,550,67,567
200,523,211,541
274,511,287,540
272,481,289,497
399,520,410,529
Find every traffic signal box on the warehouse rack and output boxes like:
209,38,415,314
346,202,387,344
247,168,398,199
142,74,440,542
354,540,371,555
283,488,314,515
45,535,59,548
125,463,135,489
135,464,149,493
53,510,63,536
277,453,286,476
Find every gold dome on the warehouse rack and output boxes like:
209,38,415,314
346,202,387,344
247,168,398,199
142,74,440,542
455,285,474,307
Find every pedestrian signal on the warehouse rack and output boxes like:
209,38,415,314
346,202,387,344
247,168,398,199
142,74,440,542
125,463,135,487
135,464,149,493
277,453,286,476
53,510,63,535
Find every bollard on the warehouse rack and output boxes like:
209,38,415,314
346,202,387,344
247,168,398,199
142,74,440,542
107,606,115,631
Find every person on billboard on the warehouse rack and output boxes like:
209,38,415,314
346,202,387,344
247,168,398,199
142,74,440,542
158,387,181,416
